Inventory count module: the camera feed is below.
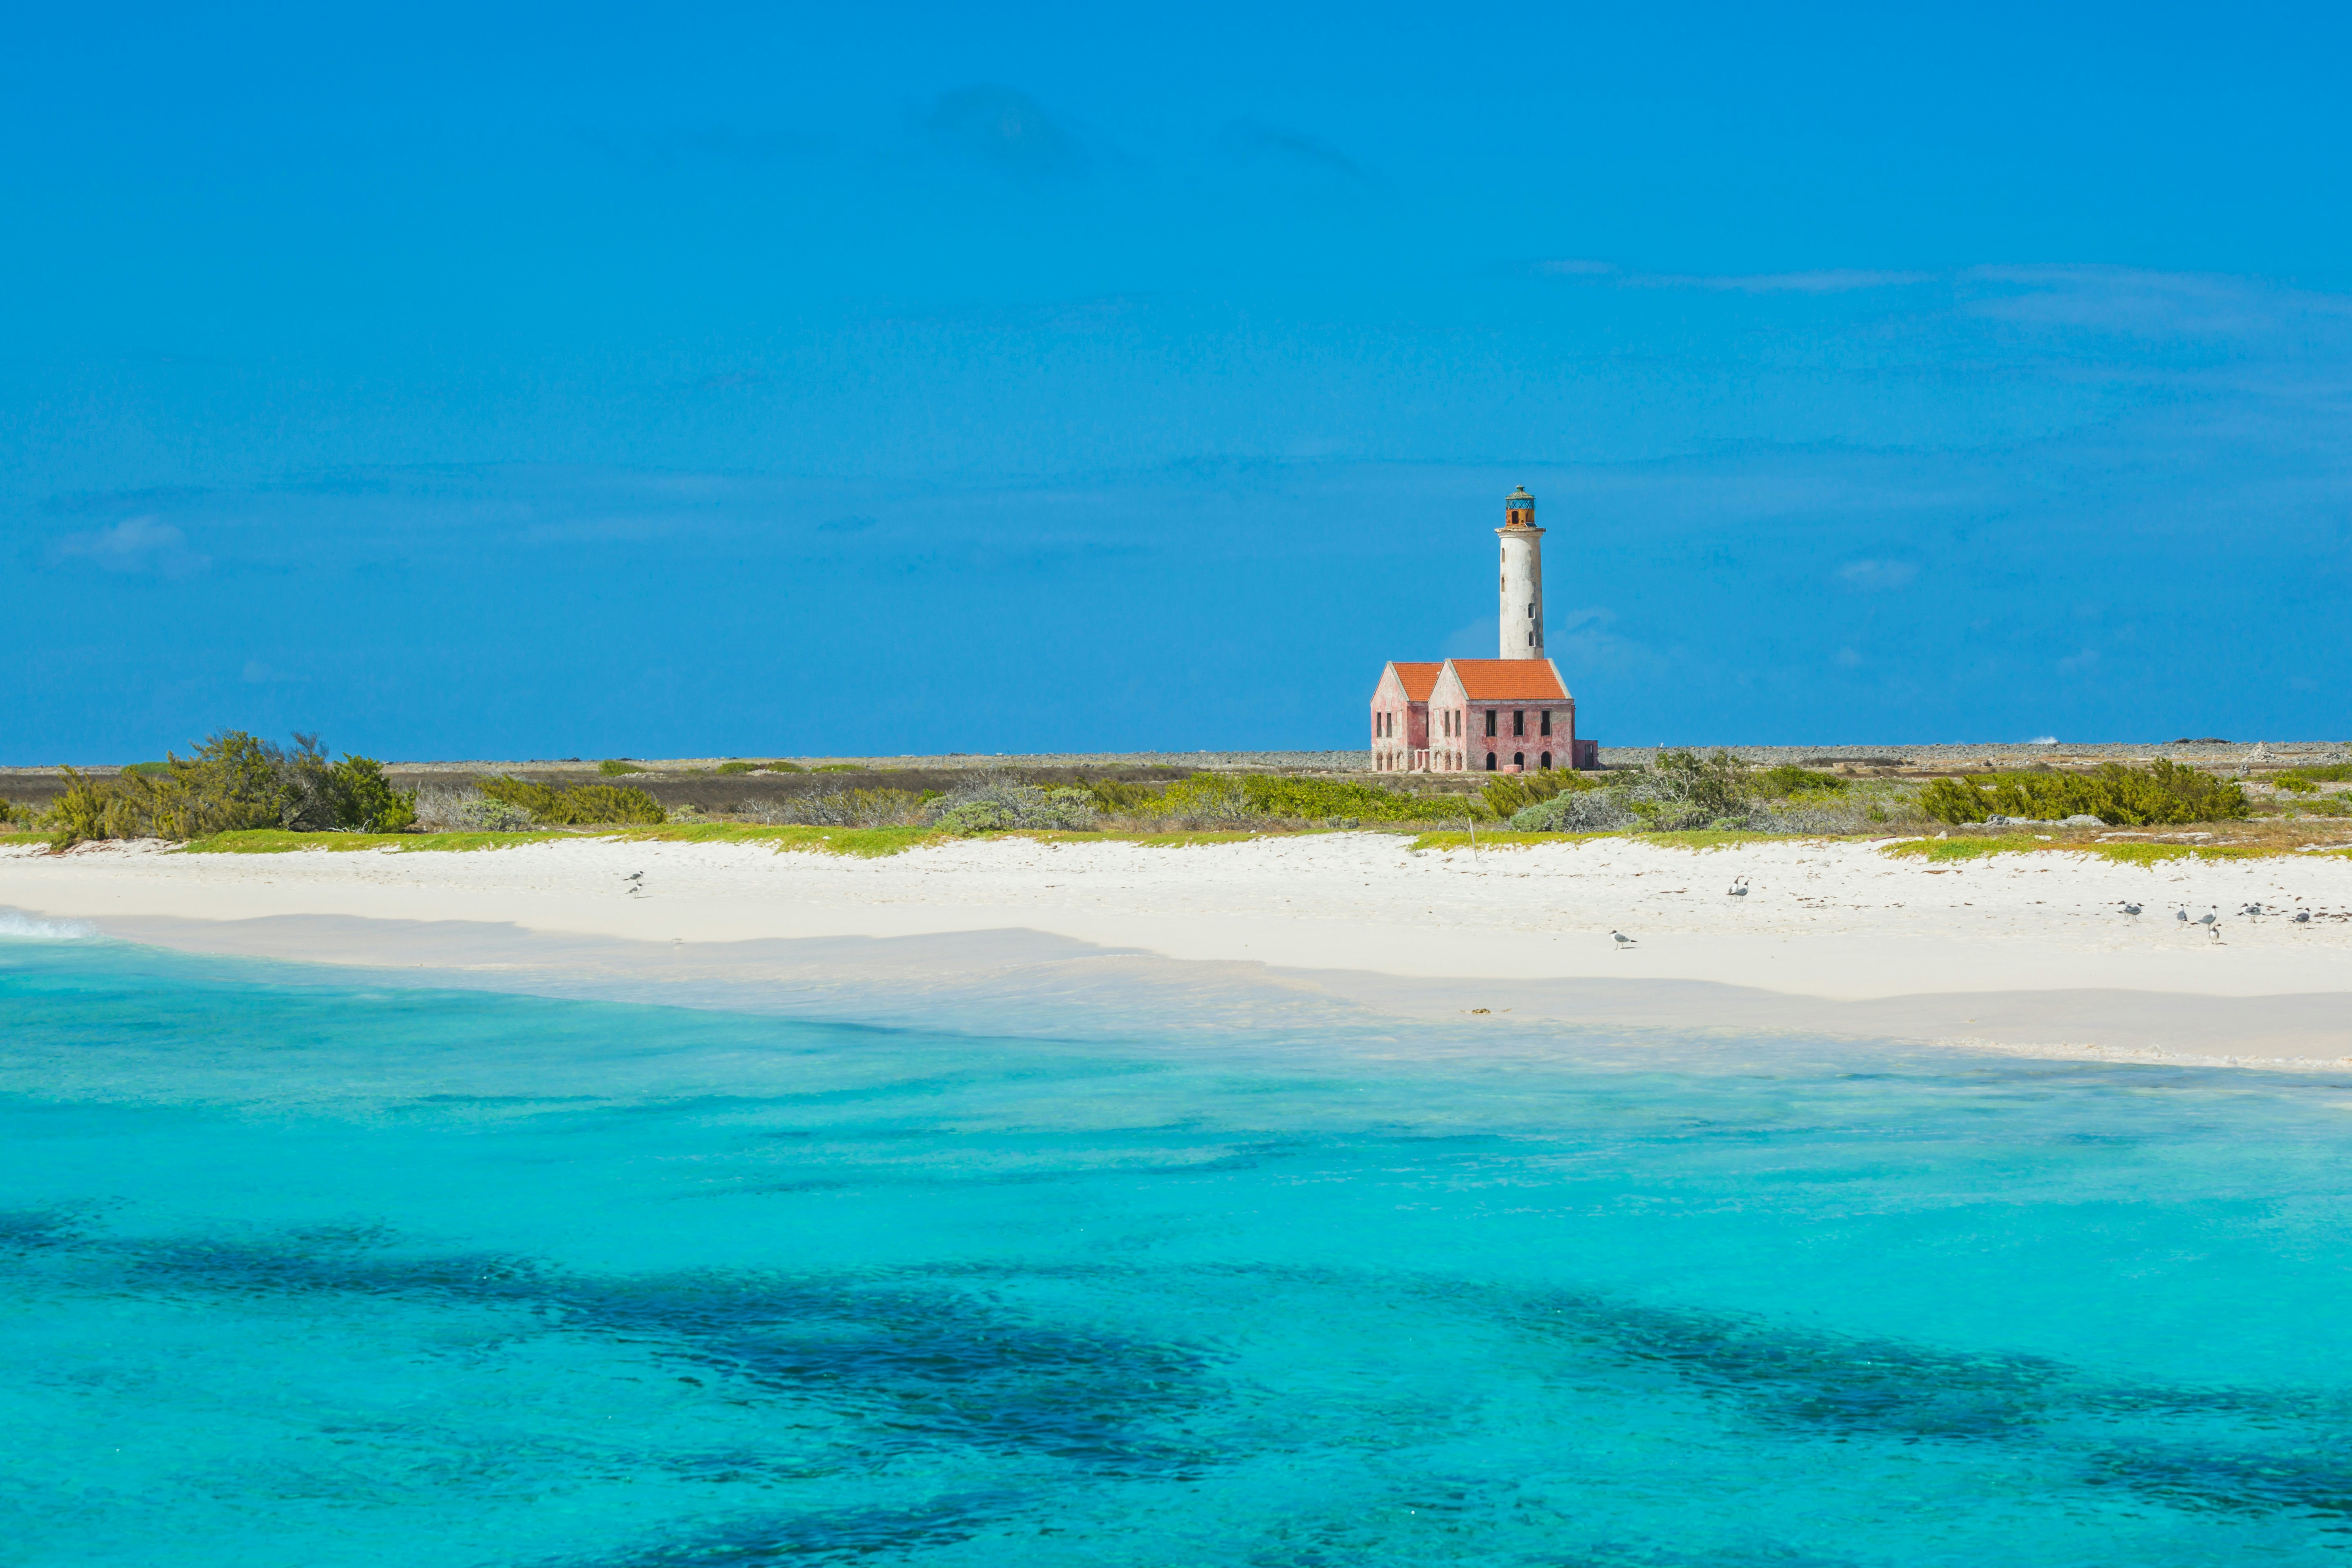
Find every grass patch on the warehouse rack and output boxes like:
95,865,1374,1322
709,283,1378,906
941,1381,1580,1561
1,830,53,845
180,829,571,853
612,823,942,857
1883,836,2293,866
1882,836,2015,862
1639,829,1824,850
1409,827,1874,852
1409,829,1595,851
1095,829,1271,847
175,823,946,857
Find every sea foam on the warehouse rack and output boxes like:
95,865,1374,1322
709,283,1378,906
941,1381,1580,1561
0,908,96,939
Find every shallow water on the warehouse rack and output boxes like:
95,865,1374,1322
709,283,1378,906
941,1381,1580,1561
4,934,2352,1565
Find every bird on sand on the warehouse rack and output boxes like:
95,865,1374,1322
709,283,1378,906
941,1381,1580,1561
2120,902,2142,916
2175,907,2190,924
1612,930,1638,948
2239,902,2265,917
624,871,645,896
1728,877,1749,897
2196,909,2220,935
2294,910,2313,924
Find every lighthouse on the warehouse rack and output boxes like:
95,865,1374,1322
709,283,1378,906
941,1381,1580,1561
1366,483,1593,772
1497,486,1543,659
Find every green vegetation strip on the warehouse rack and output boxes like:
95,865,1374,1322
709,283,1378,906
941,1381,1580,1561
174,823,946,858
619,823,942,857
1882,837,2301,865
1409,828,1846,852
180,829,572,853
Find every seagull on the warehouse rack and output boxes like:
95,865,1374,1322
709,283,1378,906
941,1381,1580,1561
1612,930,1638,948
2294,910,2313,924
1728,877,1749,898
2120,902,2142,916
2196,909,2220,935
624,871,645,897
2175,907,2189,924
2238,902,2264,917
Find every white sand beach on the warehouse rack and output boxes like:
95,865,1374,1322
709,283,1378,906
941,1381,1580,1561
7,832,2352,1067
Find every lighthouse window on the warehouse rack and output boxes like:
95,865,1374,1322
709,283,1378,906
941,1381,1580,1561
1540,710,1552,737
1484,710,1497,737
1512,710,1525,736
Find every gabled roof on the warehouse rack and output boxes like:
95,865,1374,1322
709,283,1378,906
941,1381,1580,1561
1445,658,1568,701
1382,661,1443,702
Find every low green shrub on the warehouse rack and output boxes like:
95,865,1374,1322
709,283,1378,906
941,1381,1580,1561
1917,761,2246,826
1754,764,1847,798
477,777,666,825
1155,774,1466,824
46,732,415,844
1642,751,1754,822
2273,765,2352,791
319,755,419,832
1480,769,1598,819
735,788,931,829
597,759,637,776
1087,778,1168,813
929,783,1098,832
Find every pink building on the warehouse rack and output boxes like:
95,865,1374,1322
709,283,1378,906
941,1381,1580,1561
1427,658,1594,772
1369,487,1599,772
1369,662,1441,772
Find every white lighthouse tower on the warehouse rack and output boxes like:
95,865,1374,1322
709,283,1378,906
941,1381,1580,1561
1497,486,1544,659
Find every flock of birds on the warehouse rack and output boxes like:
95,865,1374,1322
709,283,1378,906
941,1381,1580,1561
2120,899,2315,935
1608,877,2320,950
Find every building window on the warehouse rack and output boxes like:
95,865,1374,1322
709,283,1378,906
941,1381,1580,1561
1485,753,1497,771
1540,710,1552,737
1512,710,1525,736
1513,752,1525,768
1484,710,1497,737
1539,752,1551,769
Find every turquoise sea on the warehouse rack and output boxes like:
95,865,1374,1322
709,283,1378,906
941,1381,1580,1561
4,924,2352,1566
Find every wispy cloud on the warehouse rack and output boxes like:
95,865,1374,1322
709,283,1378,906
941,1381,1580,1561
1962,263,2352,342
920,86,1089,178
48,516,209,577
1837,559,1919,590
1535,261,1931,293
1637,269,1935,294
1223,120,1361,178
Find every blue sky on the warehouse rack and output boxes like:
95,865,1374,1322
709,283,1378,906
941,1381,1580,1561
6,2,2349,761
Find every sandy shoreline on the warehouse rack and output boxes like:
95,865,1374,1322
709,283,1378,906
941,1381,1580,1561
6,833,2352,1067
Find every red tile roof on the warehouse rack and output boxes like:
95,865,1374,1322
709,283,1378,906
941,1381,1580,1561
1385,661,1443,702
1447,659,1568,701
